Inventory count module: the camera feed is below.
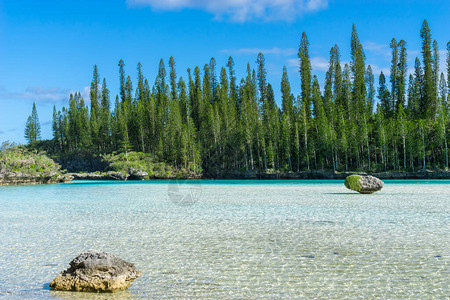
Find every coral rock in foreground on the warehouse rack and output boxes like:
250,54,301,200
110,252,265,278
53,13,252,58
345,175,384,194
50,250,142,292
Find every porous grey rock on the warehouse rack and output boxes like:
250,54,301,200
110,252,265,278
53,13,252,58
128,167,148,180
0,171,72,185
50,250,142,293
107,171,128,181
70,171,128,181
345,175,384,194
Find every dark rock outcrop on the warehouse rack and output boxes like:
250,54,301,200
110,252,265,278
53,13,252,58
50,250,142,293
67,169,450,181
0,171,72,185
70,171,128,181
218,170,450,180
128,167,148,180
345,175,384,194
71,169,149,181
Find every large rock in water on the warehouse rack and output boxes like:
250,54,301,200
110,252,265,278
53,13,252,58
50,250,142,292
344,175,384,194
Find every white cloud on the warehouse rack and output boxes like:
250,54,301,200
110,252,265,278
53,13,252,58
366,63,389,76
405,49,447,78
128,0,328,22
363,41,390,58
0,86,91,105
0,87,70,104
310,56,329,72
222,47,296,56
287,58,298,68
364,46,448,78
69,86,92,104
408,49,421,58
287,56,391,78
288,56,329,72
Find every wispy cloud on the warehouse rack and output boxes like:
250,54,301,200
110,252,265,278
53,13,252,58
0,128,17,135
288,56,329,72
310,56,329,72
288,56,391,79
70,86,91,104
406,49,447,79
408,49,421,58
0,86,91,105
0,87,70,104
222,47,296,56
363,41,390,58
366,63,389,76
362,43,449,77
287,58,298,67
128,0,328,22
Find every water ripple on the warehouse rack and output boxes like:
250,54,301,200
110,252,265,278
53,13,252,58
0,181,448,298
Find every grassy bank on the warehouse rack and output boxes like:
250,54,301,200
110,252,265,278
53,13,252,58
100,151,201,179
0,146,70,185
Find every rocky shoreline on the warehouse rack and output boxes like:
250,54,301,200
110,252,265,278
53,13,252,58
218,170,450,180
68,169,450,181
0,172,72,186
2,169,450,186
0,147,73,186
70,171,129,181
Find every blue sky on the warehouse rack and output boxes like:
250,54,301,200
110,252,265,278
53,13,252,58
0,0,449,143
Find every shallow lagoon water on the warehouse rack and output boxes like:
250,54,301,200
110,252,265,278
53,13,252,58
0,180,448,299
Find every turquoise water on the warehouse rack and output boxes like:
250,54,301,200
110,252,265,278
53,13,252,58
0,180,448,299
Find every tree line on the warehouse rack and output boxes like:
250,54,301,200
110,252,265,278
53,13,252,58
30,20,449,175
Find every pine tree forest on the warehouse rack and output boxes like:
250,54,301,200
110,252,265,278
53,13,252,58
49,21,450,176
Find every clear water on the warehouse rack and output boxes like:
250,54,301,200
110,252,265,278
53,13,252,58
0,180,448,299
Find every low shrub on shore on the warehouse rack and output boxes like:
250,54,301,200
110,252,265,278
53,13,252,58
0,146,64,178
101,151,201,179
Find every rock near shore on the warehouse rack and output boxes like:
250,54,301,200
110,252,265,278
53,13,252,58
345,175,384,194
70,171,128,181
128,167,148,180
50,250,142,293
0,171,72,185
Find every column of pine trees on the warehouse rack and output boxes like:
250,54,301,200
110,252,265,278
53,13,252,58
46,20,450,175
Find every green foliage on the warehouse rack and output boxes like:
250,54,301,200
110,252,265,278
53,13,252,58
0,147,63,177
1,141,19,151
24,19,450,178
344,175,362,192
101,152,202,179
24,102,41,144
